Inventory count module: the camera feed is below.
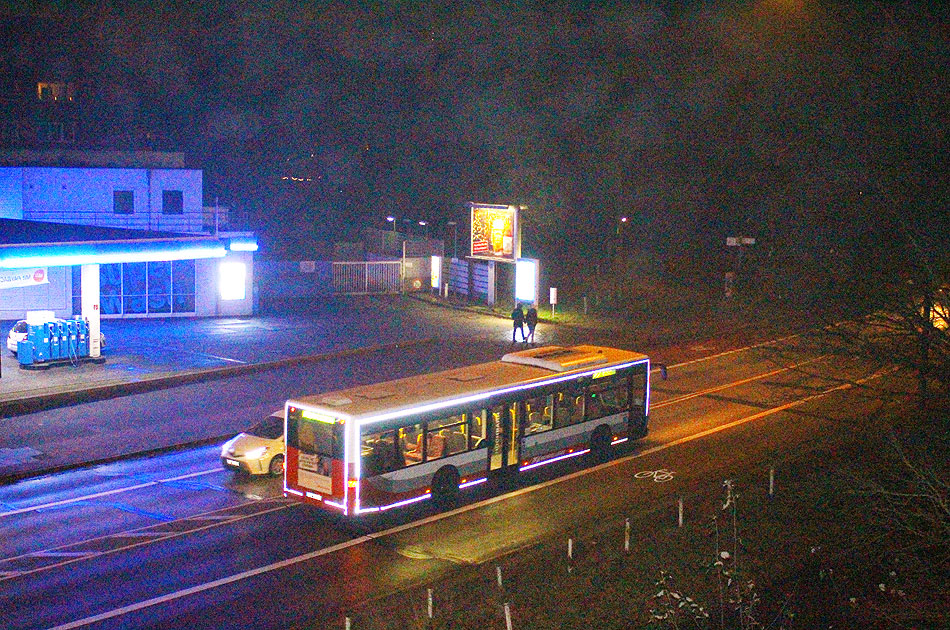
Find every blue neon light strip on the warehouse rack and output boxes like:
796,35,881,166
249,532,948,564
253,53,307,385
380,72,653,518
0,239,227,269
228,237,259,252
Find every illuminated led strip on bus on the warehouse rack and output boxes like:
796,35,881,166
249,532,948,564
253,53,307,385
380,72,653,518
289,357,650,515
352,358,650,430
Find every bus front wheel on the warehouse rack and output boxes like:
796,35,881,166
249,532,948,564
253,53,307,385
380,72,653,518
431,466,460,506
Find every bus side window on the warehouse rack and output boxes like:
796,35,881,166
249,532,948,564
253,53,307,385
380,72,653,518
401,423,424,464
469,411,487,449
525,394,554,434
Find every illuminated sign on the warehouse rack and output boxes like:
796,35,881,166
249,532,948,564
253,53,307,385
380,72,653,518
592,368,617,379
302,409,337,423
468,202,519,263
219,262,246,300
430,255,441,289
515,258,538,304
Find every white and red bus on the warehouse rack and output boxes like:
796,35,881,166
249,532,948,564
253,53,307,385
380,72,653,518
283,344,650,516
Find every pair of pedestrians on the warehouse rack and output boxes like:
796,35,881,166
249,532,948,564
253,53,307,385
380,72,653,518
511,303,538,344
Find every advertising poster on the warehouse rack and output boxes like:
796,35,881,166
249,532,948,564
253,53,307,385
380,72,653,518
469,203,519,263
0,267,48,290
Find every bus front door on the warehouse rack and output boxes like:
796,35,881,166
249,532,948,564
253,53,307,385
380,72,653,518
488,402,521,475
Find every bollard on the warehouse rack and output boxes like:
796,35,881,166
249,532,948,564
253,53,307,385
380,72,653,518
567,538,573,560
496,565,503,589
624,518,630,552
583,296,588,314
345,617,351,630
678,497,684,528
769,467,775,497
427,588,433,618
504,602,513,630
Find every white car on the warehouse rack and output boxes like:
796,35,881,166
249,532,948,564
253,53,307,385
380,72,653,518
6,320,28,355
220,412,285,476
6,319,106,356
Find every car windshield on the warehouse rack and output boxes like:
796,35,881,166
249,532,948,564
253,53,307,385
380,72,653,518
13,321,27,333
246,415,283,439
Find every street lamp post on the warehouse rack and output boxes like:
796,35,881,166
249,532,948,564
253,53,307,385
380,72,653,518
447,221,458,259
418,220,429,239
386,216,396,233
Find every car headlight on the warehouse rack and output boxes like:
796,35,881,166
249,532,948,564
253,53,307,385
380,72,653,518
244,446,270,460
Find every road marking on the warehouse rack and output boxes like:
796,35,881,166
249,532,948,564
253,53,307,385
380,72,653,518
0,468,220,519
652,356,828,408
634,469,675,482
662,331,805,370
0,500,292,582
44,368,891,630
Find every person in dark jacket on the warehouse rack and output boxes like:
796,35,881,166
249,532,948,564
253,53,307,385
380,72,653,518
511,303,526,343
525,305,538,344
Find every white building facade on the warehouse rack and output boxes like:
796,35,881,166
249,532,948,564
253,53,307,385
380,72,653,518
0,163,255,320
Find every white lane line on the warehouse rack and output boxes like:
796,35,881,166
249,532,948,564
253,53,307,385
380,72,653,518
46,368,889,630
108,532,170,538
663,331,805,370
28,551,95,558
0,469,220,519
653,356,828,408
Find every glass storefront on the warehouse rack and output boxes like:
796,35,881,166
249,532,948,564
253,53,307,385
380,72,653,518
71,260,196,316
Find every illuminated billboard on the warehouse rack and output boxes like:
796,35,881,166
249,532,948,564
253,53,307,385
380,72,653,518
468,202,520,263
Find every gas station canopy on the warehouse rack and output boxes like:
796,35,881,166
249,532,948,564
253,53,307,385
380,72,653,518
0,218,234,269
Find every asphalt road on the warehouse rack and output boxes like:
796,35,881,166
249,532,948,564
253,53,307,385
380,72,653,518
0,331,901,630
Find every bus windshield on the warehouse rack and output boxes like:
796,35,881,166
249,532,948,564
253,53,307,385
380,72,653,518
287,408,343,459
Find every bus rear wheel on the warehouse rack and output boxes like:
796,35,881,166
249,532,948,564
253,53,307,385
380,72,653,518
589,425,612,463
431,466,460,507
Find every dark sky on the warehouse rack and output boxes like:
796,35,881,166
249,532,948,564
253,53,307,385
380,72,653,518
3,0,948,265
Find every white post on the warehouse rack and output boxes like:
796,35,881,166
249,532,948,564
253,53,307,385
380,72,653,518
678,497,684,528
504,602,513,630
427,588,433,618
624,518,630,552
496,566,503,589
769,467,775,497
567,538,573,560
344,617,351,630
80,263,101,358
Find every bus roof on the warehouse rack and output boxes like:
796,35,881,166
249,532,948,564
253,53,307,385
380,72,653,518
287,345,648,423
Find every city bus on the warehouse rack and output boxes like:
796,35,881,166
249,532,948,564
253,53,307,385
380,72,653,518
283,344,651,516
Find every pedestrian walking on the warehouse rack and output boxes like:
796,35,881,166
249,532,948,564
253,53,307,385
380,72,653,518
511,303,526,343
525,305,538,344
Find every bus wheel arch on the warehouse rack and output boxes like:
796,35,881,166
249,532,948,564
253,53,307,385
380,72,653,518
589,425,612,462
431,466,460,505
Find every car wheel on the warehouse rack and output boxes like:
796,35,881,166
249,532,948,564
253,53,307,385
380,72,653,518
268,455,285,477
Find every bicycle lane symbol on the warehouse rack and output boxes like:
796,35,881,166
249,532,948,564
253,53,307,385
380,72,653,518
634,469,674,482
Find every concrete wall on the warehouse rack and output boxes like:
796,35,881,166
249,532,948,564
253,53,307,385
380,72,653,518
195,251,255,317
0,166,204,233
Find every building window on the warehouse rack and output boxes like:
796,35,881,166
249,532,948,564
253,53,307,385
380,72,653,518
162,190,183,215
113,191,134,214
36,82,75,101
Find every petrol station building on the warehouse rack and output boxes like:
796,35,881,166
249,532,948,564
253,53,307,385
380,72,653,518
0,154,257,356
